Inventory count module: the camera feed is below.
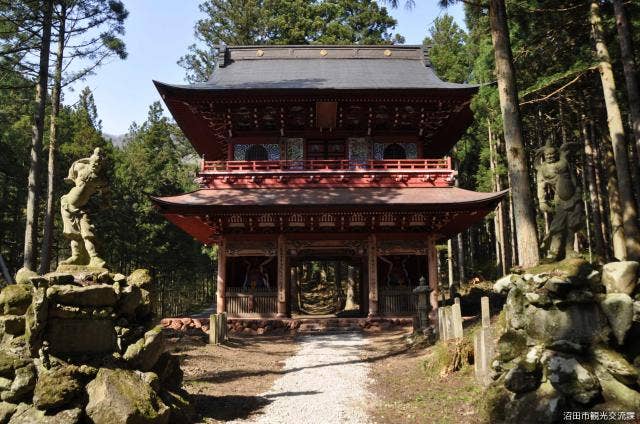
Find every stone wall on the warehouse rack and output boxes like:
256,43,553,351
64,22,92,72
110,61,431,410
488,259,640,423
0,268,190,424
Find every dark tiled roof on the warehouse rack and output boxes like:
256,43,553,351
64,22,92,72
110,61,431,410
164,45,475,91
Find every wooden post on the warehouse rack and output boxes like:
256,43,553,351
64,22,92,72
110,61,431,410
427,236,439,327
209,313,218,344
216,238,226,314
290,265,298,314
277,234,289,318
481,296,491,328
367,234,378,317
452,301,463,339
209,312,227,345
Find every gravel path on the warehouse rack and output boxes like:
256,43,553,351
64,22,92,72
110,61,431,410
235,332,373,424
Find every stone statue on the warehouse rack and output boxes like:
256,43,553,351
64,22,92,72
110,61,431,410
379,255,410,288
535,139,583,261
242,257,274,291
60,147,108,268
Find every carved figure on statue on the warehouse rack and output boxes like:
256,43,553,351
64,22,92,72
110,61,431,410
60,147,108,268
242,257,274,291
535,139,583,262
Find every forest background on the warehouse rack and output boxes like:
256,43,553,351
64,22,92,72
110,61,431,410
1,0,639,316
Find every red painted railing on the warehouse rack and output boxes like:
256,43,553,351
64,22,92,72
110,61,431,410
202,158,452,173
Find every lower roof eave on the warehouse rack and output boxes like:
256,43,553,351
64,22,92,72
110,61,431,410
151,187,508,244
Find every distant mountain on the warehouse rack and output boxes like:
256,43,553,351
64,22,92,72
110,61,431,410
104,133,127,148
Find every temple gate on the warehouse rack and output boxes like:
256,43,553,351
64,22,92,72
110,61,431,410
151,45,506,325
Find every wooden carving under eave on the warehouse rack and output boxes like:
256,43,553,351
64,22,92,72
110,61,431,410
316,101,337,129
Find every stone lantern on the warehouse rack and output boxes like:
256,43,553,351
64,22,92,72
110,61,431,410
413,276,431,331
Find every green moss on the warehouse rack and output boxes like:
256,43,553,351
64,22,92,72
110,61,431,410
0,284,32,315
496,330,527,362
110,369,163,419
525,258,593,281
478,382,510,424
422,321,478,378
127,269,152,288
0,352,29,379
33,366,83,411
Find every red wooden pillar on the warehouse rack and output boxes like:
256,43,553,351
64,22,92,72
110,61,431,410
277,234,290,318
426,235,439,325
368,234,379,317
216,238,226,313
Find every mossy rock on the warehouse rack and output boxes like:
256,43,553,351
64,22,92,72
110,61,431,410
479,382,510,424
526,258,593,284
1,363,35,403
0,353,29,379
33,366,83,412
13,268,37,286
85,368,169,424
127,269,152,289
42,273,75,286
0,285,32,316
0,401,17,423
591,346,638,386
595,365,640,411
496,330,527,362
504,381,565,424
0,316,25,337
6,402,82,424
123,326,165,371
46,284,117,307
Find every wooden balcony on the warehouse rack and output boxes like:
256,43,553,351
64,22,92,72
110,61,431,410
202,158,452,173
197,158,456,189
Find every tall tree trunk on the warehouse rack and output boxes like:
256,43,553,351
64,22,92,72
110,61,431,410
456,232,465,284
488,120,505,276
489,0,540,267
22,0,54,271
39,3,66,274
593,130,613,260
603,137,628,260
590,1,640,260
581,116,606,259
495,134,512,271
629,131,640,214
613,0,640,161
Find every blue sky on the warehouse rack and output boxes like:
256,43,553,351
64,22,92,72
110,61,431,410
65,1,465,136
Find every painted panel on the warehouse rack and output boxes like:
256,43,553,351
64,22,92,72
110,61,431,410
348,137,370,163
233,144,281,161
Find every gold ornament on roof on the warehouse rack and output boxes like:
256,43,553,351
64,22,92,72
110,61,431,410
384,49,392,57
320,49,328,57
256,49,264,57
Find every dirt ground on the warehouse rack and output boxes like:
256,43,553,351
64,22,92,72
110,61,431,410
166,334,300,423
364,330,483,424
167,329,483,424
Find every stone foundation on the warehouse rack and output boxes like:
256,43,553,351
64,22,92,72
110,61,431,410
160,316,413,336
488,259,640,423
0,267,191,424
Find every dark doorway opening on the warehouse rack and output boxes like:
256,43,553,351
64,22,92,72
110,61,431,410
290,257,363,316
